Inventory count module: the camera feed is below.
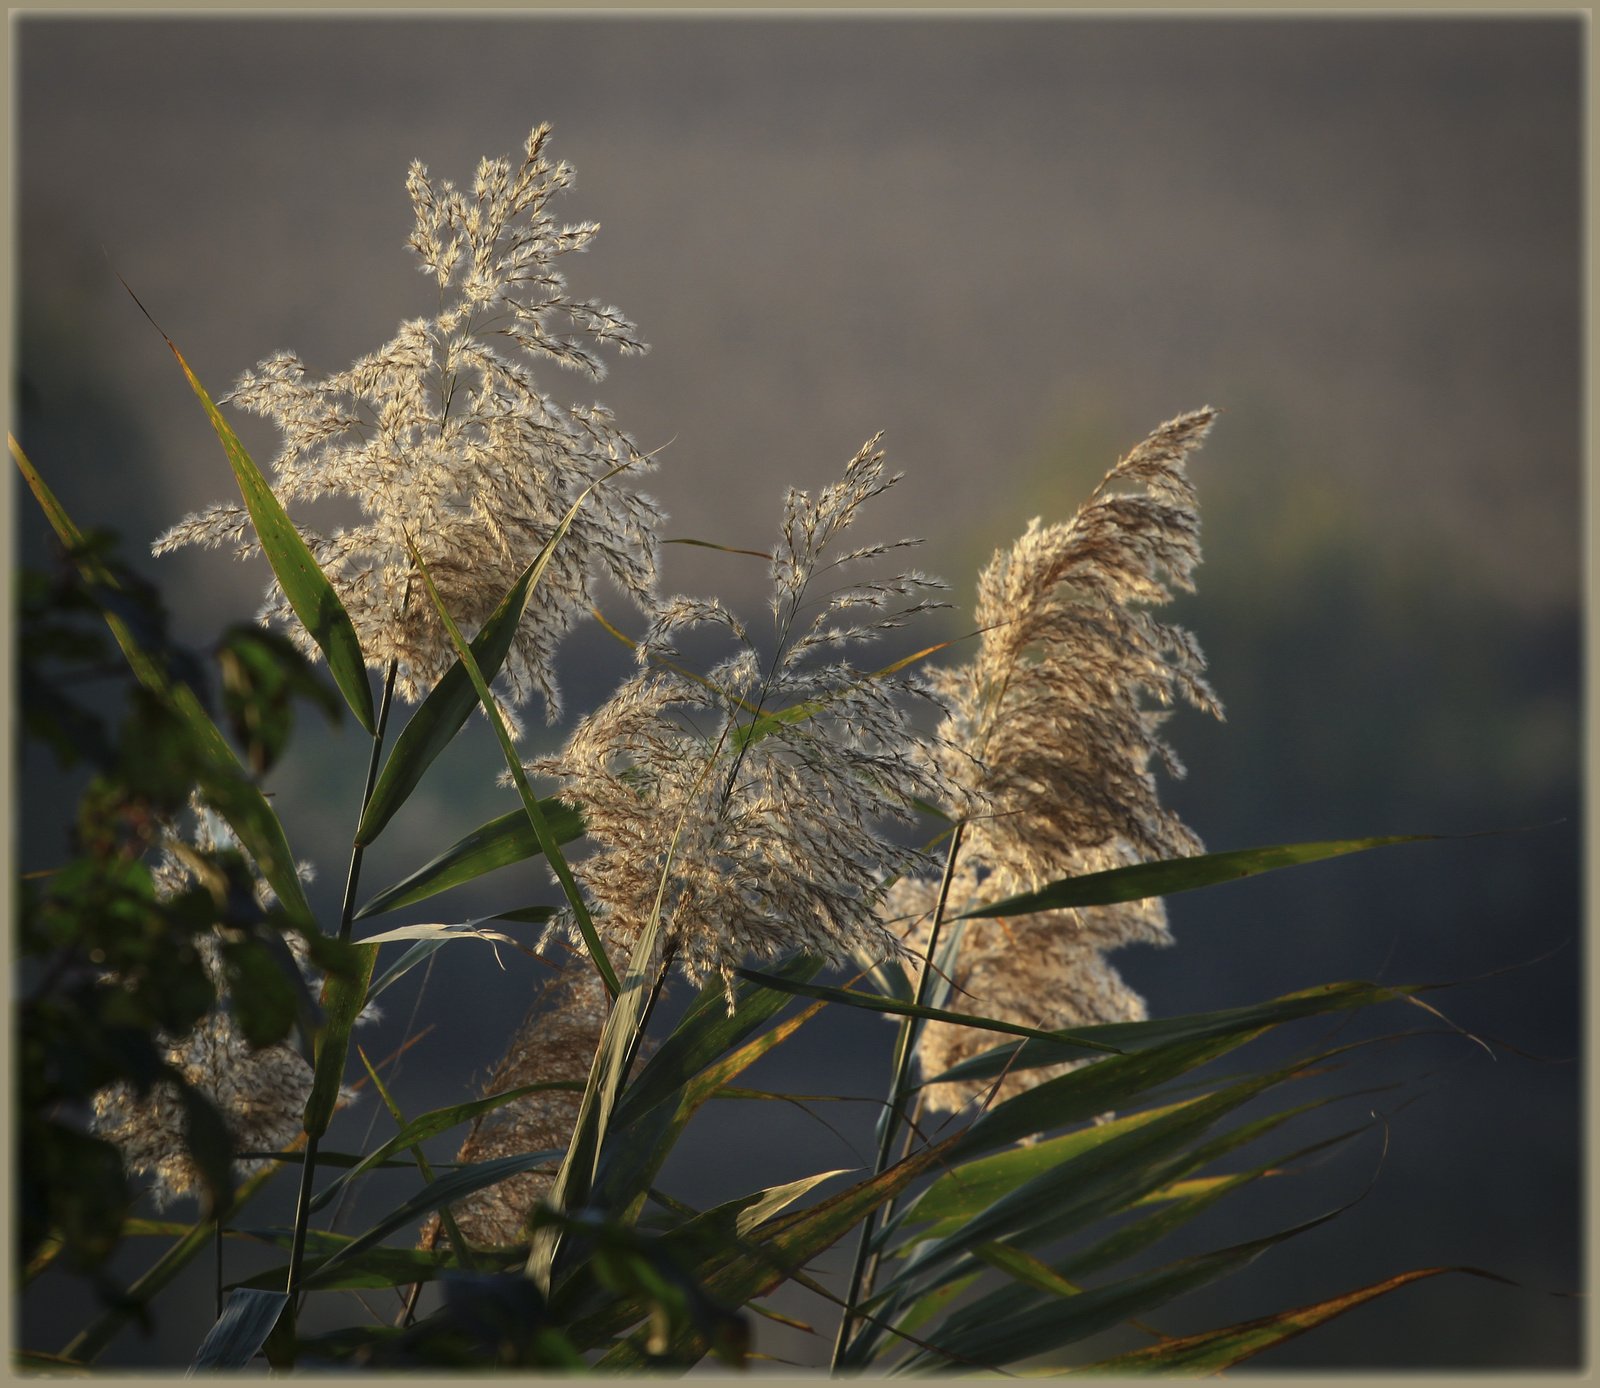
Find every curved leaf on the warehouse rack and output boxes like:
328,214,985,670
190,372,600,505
301,944,378,1140
353,802,585,921
307,1151,565,1289
957,835,1437,920
188,1289,290,1371
732,968,1122,1055
161,340,374,737
355,558,547,847
13,436,312,924
309,1083,579,1214
406,535,618,997
926,979,1426,1088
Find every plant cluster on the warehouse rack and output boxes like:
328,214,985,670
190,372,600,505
16,128,1531,1375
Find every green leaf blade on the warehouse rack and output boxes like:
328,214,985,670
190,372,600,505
352,801,585,921
958,836,1436,920
163,343,375,737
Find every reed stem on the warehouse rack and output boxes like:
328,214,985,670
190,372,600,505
829,821,965,1370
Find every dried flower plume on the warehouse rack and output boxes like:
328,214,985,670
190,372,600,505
90,803,367,1208
154,126,663,723
890,409,1223,1113
534,437,959,996
419,963,607,1249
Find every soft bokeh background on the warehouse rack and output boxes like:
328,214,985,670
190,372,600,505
15,14,1582,1371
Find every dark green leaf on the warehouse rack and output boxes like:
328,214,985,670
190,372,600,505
162,339,374,736
405,533,618,997
301,943,377,1140
732,968,1121,1055
926,979,1426,1087
15,436,313,923
189,1289,290,1371
306,1152,566,1289
353,802,585,921
957,836,1437,920
229,1245,526,1293
310,1084,574,1213
355,558,549,847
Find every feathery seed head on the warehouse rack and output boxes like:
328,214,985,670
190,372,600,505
154,127,663,723
897,409,1223,1113
533,438,959,1002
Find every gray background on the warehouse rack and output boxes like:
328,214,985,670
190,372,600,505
16,14,1582,1371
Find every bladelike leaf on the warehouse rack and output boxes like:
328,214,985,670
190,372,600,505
301,944,378,1141
308,1151,565,1289
154,337,375,737
188,1289,291,1371
227,1245,526,1293
12,436,312,925
309,1084,574,1214
1062,1268,1480,1375
356,557,551,848
927,978,1428,1087
958,835,1437,919
405,535,620,999
352,801,585,921
733,967,1121,1056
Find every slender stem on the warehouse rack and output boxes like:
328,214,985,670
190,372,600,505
830,822,965,1372
338,658,401,942
284,659,400,1341
214,1213,223,1318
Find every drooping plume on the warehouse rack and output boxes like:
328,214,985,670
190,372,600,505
532,436,960,996
154,126,663,724
890,408,1223,1113
90,802,364,1208
419,963,607,1249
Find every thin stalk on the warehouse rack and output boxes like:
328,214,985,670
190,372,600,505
830,822,965,1371
284,659,400,1332
214,1213,224,1318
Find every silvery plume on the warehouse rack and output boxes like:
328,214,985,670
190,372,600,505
531,436,960,999
418,963,607,1250
888,408,1223,1114
90,800,369,1208
155,126,663,725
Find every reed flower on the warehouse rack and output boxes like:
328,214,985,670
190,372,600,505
90,801,362,1208
891,408,1223,1113
420,963,608,1249
154,126,663,724
532,437,959,996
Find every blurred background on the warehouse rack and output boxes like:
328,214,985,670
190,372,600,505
15,14,1582,1371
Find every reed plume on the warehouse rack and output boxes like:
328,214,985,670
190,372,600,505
154,126,662,726
891,408,1223,1113
532,436,959,998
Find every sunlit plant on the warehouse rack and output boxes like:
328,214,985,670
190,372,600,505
17,127,1536,1374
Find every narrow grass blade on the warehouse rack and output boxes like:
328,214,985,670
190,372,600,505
610,955,826,1132
732,968,1121,1055
404,536,619,998
526,817,677,1290
926,979,1426,1087
355,557,549,847
12,436,313,924
664,536,772,559
301,944,377,1140
158,336,374,736
352,801,585,921
957,836,1438,920
309,1084,577,1213
187,1288,290,1372
1063,1268,1489,1375
305,1152,564,1289
227,1245,526,1294
589,1135,963,1368
899,1203,1357,1368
